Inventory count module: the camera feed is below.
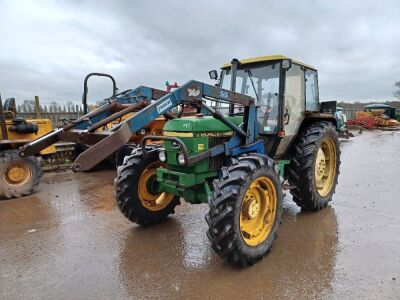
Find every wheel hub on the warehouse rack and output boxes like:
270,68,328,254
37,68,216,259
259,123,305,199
138,162,174,211
240,177,277,247
314,138,337,197
316,148,326,179
4,162,32,186
243,196,260,219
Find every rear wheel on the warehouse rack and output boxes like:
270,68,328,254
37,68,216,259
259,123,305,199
114,146,180,227
0,150,43,199
206,154,283,266
288,121,340,211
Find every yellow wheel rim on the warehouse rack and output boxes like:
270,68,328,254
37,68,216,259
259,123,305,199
240,176,277,247
315,137,337,197
138,162,174,212
3,162,32,187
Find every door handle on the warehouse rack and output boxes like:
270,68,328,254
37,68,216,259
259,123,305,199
284,108,290,125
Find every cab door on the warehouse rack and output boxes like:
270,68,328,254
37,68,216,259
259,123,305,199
305,69,319,112
275,64,305,157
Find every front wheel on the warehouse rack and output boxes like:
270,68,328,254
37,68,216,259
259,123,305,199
206,154,283,266
114,146,180,227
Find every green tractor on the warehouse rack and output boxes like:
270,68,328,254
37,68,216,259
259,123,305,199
115,55,340,266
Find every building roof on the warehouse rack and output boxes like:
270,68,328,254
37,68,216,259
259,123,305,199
221,54,316,70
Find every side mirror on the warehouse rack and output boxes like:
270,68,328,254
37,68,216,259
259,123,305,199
209,70,218,80
282,59,292,71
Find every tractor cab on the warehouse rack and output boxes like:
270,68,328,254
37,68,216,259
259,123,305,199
212,55,322,157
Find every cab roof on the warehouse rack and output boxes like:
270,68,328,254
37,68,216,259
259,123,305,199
221,54,316,71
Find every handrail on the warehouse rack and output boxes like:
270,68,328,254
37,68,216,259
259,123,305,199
82,73,118,114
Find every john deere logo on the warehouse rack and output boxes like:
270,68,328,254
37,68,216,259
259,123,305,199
187,87,201,97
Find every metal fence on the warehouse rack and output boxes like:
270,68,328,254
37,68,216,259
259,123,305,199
17,104,84,127
15,95,98,127
338,106,362,120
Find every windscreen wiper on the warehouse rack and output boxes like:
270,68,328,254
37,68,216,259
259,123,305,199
245,69,261,104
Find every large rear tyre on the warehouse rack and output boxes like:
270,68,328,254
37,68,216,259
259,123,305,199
288,121,340,211
206,154,283,266
0,150,43,199
114,146,180,227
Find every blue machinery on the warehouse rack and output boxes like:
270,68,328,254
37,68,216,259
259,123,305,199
20,70,266,172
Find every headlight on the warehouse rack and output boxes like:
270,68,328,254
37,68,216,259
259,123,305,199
177,153,186,165
158,151,166,162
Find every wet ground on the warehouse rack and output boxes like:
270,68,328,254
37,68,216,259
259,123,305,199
1,130,399,299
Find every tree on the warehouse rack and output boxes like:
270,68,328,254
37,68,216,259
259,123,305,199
46,101,60,113
66,101,75,111
394,81,400,99
21,100,35,112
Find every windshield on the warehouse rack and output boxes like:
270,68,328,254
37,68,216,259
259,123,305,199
219,62,281,133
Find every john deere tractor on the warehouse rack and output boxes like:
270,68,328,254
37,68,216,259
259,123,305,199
20,55,340,265
0,96,55,199
114,55,341,266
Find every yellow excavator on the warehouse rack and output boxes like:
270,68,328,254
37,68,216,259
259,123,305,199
0,95,55,199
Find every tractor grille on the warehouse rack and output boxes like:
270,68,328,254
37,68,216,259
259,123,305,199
208,136,231,148
209,155,224,170
208,136,231,170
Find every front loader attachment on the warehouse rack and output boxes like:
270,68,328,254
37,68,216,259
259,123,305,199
19,85,168,170
71,122,133,171
20,79,253,171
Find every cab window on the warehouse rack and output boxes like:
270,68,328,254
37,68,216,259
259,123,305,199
305,69,319,111
220,63,280,133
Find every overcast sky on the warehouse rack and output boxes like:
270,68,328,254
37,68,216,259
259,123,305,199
0,0,399,104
